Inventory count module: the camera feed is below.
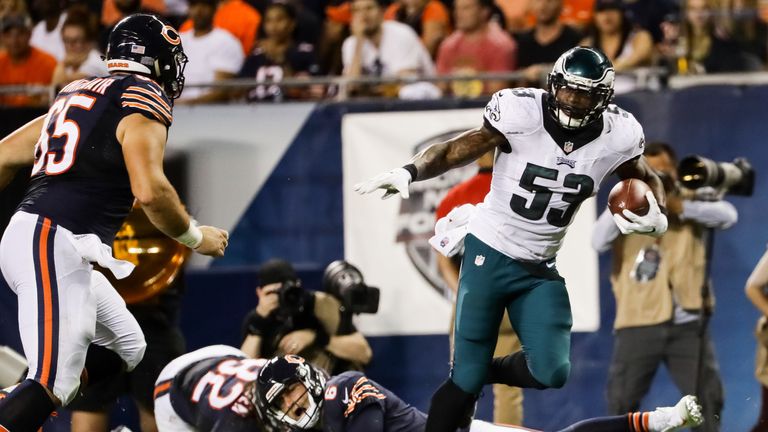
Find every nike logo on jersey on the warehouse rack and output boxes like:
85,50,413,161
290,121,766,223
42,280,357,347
342,388,350,404
546,261,556,269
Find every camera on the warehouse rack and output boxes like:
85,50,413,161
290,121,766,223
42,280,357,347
277,279,309,315
678,155,754,196
323,260,380,314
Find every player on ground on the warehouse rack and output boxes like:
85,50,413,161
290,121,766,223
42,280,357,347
152,345,267,432
255,355,703,432
354,46,669,431
0,14,229,431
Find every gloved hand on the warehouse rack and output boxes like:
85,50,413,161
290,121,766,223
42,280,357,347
353,167,413,199
612,191,668,237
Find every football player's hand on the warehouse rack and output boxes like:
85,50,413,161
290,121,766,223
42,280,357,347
194,226,229,256
612,191,668,237
354,167,412,199
255,283,281,318
279,329,317,354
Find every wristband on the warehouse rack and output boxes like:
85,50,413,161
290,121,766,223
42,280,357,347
402,164,418,182
315,326,331,348
175,222,203,249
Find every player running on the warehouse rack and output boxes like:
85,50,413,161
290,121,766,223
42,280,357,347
354,46,669,431
0,14,228,431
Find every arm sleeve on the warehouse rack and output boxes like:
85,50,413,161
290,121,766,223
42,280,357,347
345,404,386,432
592,208,621,252
120,78,173,126
681,199,738,229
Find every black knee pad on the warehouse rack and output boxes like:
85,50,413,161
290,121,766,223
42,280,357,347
82,344,126,387
486,353,547,390
0,379,57,432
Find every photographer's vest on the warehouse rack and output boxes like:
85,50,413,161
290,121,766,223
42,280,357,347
610,219,714,330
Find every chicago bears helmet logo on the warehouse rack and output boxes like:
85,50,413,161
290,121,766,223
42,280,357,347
161,25,181,45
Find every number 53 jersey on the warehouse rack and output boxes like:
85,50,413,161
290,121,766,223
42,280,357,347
17,74,173,244
468,88,645,262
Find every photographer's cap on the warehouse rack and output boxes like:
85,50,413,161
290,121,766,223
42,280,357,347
258,259,298,286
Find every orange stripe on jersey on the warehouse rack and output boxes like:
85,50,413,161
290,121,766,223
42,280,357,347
38,218,53,388
642,412,649,431
154,381,171,399
125,86,172,112
122,93,172,122
122,102,167,124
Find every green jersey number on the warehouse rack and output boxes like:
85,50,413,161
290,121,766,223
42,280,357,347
510,163,594,227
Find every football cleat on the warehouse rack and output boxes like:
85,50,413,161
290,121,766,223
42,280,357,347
650,395,704,432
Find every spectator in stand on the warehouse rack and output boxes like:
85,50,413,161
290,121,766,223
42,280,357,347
318,0,351,74
179,0,261,54
274,0,322,46
667,0,765,74
51,13,108,88
101,0,165,28
580,0,653,72
436,0,516,97
29,0,66,61
384,0,450,58
178,0,245,104
502,0,595,32
98,0,151,52
515,0,582,86
0,13,57,107
342,0,438,98
238,1,320,101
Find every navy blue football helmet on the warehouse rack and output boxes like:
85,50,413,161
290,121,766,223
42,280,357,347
105,13,188,99
255,355,326,430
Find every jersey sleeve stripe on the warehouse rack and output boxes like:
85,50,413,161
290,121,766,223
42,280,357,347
122,93,173,121
122,101,168,124
125,86,172,112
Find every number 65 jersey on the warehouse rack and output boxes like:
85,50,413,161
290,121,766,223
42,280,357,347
468,88,645,262
17,74,173,244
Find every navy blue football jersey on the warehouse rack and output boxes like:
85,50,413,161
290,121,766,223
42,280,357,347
238,43,319,101
169,355,268,432
322,371,426,432
17,74,173,243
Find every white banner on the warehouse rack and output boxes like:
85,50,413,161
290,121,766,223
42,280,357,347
343,110,599,336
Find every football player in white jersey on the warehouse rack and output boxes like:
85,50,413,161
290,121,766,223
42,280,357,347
355,47,669,431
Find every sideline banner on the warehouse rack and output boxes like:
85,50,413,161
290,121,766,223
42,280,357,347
342,109,599,336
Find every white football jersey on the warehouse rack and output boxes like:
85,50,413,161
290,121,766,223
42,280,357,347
467,88,645,262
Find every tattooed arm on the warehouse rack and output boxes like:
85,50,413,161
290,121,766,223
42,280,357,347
410,124,506,181
354,123,507,199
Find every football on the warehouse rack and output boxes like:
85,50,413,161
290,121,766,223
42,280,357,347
608,179,652,218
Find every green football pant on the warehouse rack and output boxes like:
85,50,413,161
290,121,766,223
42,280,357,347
451,234,573,394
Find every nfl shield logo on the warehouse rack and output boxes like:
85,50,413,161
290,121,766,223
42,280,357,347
474,255,485,266
564,141,574,153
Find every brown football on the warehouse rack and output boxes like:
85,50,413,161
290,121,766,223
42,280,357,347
608,179,651,218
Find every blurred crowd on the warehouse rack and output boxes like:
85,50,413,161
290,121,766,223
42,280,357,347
3,0,768,105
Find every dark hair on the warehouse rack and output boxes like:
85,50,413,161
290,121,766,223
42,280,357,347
258,259,298,286
644,141,677,162
266,1,297,20
588,6,632,60
61,10,98,42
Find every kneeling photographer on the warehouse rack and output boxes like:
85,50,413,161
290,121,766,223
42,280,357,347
592,142,749,432
241,259,373,374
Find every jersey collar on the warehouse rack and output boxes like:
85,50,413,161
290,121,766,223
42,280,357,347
541,94,604,154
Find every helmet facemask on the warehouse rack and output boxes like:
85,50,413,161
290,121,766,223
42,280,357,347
548,72,613,130
256,357,326,431
156,47,188,100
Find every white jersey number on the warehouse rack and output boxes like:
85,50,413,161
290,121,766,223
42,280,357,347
31,94,97,176
510,163,594,227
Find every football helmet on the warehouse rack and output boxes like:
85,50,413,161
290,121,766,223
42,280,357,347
255,355,326,430
547,47,615,129
105,13,188,99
